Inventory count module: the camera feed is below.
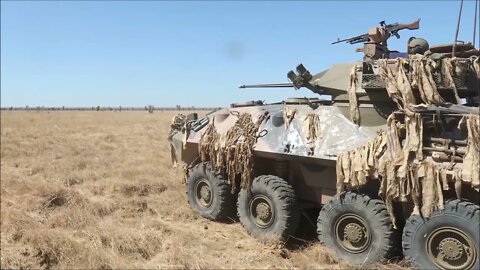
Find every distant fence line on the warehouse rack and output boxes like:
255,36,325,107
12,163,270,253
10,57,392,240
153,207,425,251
0,106,220,111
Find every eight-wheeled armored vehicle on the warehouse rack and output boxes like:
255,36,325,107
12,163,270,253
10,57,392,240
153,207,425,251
169,19,480,269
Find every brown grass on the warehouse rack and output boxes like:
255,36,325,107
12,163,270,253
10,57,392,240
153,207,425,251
1,111,409,269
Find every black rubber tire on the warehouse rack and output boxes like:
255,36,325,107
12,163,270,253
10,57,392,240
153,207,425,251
402,200,480,270
317,192,396,265
237,175,300,242
186,162,235,221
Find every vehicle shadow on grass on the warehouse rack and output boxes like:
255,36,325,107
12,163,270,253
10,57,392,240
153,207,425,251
286,208,319,250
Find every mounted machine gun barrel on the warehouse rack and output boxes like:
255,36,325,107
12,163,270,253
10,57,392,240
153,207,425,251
332,34,369,45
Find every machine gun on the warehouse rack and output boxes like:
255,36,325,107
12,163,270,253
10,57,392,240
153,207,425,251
332,19,420,60
332,19,420,45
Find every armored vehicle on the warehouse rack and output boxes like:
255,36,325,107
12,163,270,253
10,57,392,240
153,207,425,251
168,19,480,269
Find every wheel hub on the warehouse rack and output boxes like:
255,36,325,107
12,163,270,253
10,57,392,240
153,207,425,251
255,202,271,220
439,238,464,261
249,195,275,228
426,227,476,270
334,214,371,254
200,186,211,202
195,179,213,208
344,223,364,243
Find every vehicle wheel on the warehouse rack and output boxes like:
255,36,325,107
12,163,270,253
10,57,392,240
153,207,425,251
317,192,396,265
237,175,300,242
186,162,235,221
402,200,479,270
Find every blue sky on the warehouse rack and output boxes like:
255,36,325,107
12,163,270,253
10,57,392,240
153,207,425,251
1,1,478,107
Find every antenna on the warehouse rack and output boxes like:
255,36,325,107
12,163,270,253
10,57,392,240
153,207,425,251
452,0,464,56
474,0,478,48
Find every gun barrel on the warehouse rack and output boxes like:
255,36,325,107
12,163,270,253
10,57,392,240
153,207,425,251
332,34,369,45
238,82,294,89
332,38,349,45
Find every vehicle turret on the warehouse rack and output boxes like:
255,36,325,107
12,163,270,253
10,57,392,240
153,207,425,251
240,19,479,126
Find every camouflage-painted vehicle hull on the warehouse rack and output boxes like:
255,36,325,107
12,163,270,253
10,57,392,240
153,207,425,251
170,100,385,205
168,20,480,269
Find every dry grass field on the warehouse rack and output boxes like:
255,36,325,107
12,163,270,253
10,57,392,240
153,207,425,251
1,111,409,269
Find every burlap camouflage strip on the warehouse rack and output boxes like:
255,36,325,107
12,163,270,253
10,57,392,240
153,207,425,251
460,113,480,189
199,112,267,192
282,106,297,130
303,113,321,154
198,121,221,169
347,56,479,123
379,56,446,109
472,56,480,78
336,113,480,227
348,66,360,124
441,58,462,104
168,114,187,167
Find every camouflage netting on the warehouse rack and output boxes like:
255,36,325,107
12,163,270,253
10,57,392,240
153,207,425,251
441,57,462,103
461,114,480,188
378,56,480,109
337,111,480,226
343,56,480,225
379,56,442,109
348,66,361,124
473,56,480,78
282,106,297,129
348,56,480,123
168,114,187,167
199,113,267,192
303,113,321,154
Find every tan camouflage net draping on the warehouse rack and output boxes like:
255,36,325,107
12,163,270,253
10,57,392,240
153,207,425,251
347,56,480,123
472,57,480,107
199,113,267,192
348,66,361,124
336,112,480,226
379,56,445,109
168,114,187,167
303,113,321,154
441,58,462,104
460,114,480,189
473,57,480,78
282,106,297,130
379,56,480,109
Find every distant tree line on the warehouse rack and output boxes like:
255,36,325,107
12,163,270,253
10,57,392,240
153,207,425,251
0,105,220,111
